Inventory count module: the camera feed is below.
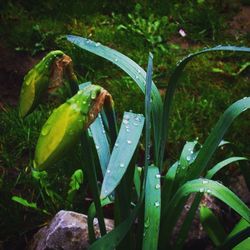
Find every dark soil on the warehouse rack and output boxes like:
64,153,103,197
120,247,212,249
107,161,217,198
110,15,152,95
0,42,42,107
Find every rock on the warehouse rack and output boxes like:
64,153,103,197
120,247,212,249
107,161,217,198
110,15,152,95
28,210,113,250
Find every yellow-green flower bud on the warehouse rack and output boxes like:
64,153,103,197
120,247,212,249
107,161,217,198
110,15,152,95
34,85,102,170
19,50,64,117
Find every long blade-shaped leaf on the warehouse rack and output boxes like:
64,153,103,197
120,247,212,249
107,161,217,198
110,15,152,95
66,35,162,162
90,114,111,176
159,178,250,249
100,112,144,198
88,198,113,243
144,52,153,180
159,46,250,168
200,205,227,246
188,97,250,180
206,157,248,179
143,165,161,250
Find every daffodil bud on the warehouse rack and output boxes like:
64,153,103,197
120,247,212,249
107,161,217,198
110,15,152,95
19,50,64,117
34,85,102,170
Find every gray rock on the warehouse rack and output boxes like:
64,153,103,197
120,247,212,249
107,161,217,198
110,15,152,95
29,210,113,250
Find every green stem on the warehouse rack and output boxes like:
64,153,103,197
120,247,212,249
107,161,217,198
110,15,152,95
66,61,106,236
81,132,107,236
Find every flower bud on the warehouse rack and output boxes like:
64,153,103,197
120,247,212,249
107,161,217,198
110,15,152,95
19,50,64,117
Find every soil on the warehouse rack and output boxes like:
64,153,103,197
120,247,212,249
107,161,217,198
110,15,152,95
0,43,43,107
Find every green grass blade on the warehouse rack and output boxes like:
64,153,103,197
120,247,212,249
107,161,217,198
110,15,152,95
159,46,250,169
172,141,199,190
81,132,107,236
90,114,111,176
188,97,250,180
144,53,153,176
88,197,113,243
100,112,144,199
66,35,162,163
143,165,161,250
160,178,250,249
134,166,142,197
173,194,202,250
206,157,248,179
219,227,250,250
200,205,227,246
89,202,142,250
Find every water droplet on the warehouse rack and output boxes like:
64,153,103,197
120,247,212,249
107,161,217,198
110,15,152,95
155,174,161,179
144,217,150,228
155,184,160,189
96,145,100,150
207,189,211,193
120,163,125,168
82,100,86,105
107,169,111,174
102,129,106,134
124,114,130,120
243,97,247,100
135,75,139,79
115,143,119,147
86,40,90,44
135,116,141,122
114,58,118,62
133,122,138,126
154,201,160,207
123,120,129,125
126,129,130,132
127,140,132,144
202,180,209,184
186,155,191,161
199,188,204,193
137,69,141,74
41,125,50,136
96,42,100,47
104,190,108,193
71,103,80,111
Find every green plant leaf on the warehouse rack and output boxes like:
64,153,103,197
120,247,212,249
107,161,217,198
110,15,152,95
206,157,248,179
100,112,144,198
159,46,250,168
90,114,111,175
89,202,141,250
200,205,227,246
160,178,250,249
12,196,38,209
67,169,84,203
88,197,113,243
219,218,250,250
66,35,162,163
143,165,161,250
188,97,250,180
144,52,153,178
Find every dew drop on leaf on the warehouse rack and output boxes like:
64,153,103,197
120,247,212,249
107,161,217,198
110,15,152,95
154,201,160,207
127,140,132,144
